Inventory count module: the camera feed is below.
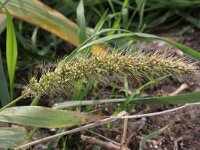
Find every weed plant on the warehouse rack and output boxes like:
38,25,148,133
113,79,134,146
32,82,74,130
0,0,200,149
27,52,197,97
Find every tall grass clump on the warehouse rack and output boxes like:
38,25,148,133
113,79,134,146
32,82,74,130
26,52,198,97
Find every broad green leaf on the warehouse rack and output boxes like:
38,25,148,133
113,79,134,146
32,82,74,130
54,91,200,109
0,0,79,46
6,10,17,100
77,0,87,44
139,124,168,150
0,127,27,149
0,49,10,106
0,106,101,128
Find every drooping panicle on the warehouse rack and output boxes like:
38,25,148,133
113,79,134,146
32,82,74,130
27,53,198,96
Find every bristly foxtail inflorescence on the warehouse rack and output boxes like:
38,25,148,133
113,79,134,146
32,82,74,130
26,52,198,96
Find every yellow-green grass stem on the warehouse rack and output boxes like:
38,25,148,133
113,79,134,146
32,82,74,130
0,92,30,111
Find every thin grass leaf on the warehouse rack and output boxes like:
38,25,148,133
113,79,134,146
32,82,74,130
6,10,17,100
137,0,146,32
107,0,129,35
131,91,200,104
93,10,108,34
114,76,168,114
31,27,38,50
0,106,102,128
139,124,169,150
121,0,129,28
74,29,200,61
122,7,128,28
53,91,200,109
0,127,27,149
177,12,200,29
126,0,145,29
0,0,79,46
77,0,87,44
107,14,121,36
108,0,115,14
0,49,10,106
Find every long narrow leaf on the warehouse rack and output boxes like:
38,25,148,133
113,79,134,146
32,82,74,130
77,0,87,44
6,10,17,100
93,10,108,34
75,30,200,61
0,49,10,106
62,28,200,63
139,124,168,150
137,0,146,31
54,92,200,109
178,12,200,29
0,0,79,46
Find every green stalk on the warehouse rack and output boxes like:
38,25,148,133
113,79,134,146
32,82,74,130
30,95,41,106
0,92,29,111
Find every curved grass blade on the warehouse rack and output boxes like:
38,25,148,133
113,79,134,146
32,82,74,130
177,12,200,29
0,127,27,149
136,0,146,32
132,91,200,104
75,30,200,61
0,49,10,106
6,10,17,100
93,9,108,34
139,124,169,150
0,0,79,46
54,92,200,109
114,76,168,114
0,106,102,128
77,0,87,44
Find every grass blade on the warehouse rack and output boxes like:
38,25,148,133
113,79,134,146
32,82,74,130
177,12,200,29
93,10,108,34
75,30,200,61
139,124,169,150
54,91,200,109
0,0,79,46
0,49,10,106
6,10,17,100
77,0,87,44
114,76,168,114
136,0,146,32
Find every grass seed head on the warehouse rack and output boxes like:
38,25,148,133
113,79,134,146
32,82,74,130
27,52,198,96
